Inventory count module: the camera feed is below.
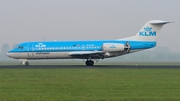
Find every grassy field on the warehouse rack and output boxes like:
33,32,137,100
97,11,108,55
1,60,180,66
0,68,180,101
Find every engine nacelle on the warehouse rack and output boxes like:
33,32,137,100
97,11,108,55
102,43,125,52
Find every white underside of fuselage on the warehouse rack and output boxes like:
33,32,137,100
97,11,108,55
7,49,143,60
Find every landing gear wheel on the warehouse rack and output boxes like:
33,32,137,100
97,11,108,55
85,60,94,66
25,62,29,66
89,61,94,66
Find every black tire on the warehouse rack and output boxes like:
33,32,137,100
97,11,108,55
85,61,89,66
85,61,94,66
89,61,94,66
25,62,29,66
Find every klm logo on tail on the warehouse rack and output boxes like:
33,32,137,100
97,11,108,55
139,26,156,36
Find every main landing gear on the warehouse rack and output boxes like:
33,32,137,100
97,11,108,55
85,60,94,66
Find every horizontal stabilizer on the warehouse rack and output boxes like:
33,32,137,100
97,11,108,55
150,20,171,25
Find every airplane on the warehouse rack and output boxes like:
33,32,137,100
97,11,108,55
6,20,170,66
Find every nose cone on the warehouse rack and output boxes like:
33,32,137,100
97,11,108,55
6,52,14,58
6,52,16,58
6,51,20,59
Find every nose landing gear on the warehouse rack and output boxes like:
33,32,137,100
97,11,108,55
25,62,29,66
21,60,29,66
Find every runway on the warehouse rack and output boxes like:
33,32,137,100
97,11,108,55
0,65,180,69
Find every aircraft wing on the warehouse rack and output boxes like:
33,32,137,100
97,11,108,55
69,51,105,59
69,51,104,55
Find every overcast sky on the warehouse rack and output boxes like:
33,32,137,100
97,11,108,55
0,0,180,51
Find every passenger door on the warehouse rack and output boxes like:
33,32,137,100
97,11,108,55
28,44,34,57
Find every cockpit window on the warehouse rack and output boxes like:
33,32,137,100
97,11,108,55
17,46,24,49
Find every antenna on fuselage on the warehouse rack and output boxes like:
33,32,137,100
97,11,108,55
43,36,46,41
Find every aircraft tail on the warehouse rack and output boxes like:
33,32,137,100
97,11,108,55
122,20,170,41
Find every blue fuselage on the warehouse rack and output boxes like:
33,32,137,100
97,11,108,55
6,40,156,60
8,40,156,53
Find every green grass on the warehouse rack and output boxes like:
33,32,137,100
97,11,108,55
1,61,180,66
0,68,180,101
